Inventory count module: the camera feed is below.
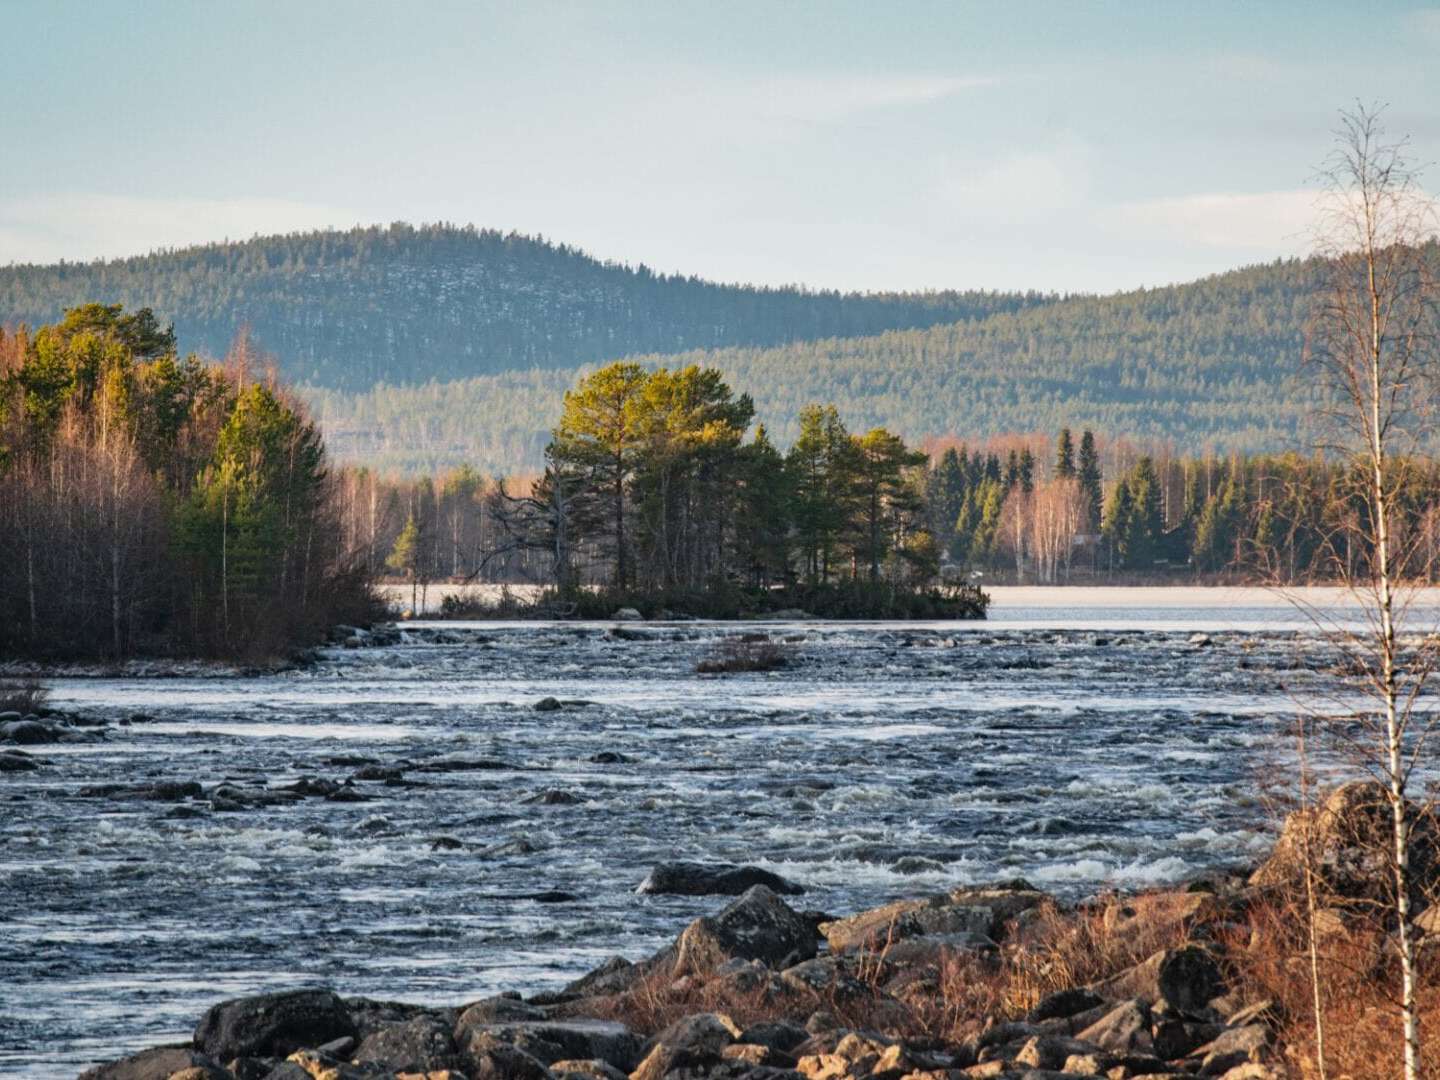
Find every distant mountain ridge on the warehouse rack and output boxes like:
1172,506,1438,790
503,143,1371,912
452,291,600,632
306,253,1337,474
8,222,1421,476
0,223,1049,391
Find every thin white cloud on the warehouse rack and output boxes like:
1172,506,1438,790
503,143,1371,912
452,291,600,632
1105,189,1318,253
933,138,1094,223
0,194,369,265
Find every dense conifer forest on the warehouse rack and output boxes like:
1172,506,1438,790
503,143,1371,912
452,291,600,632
306,249,1395,474
0,223,1042,391
12,225,1431,478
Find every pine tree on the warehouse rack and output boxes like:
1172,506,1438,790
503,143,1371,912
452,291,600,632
387,513,420,614
851,427,927,582
550,362,650,588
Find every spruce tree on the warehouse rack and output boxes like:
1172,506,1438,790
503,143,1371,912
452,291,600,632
1077,431,1103,532
1055,428,1076,479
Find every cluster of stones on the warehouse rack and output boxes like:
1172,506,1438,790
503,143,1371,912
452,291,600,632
0,707,106,772
80,872,1288,1080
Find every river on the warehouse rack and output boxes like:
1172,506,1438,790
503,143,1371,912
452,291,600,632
2,587,1434,1076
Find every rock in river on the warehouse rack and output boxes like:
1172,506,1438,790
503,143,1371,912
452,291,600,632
636,861,805,897
192,987,356,1060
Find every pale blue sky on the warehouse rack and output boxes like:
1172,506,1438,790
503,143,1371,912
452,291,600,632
2,1,1437,291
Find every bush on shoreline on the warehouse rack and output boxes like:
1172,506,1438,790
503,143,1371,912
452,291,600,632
426,581,989,622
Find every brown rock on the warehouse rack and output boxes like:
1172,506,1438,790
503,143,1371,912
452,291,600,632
1090,945,1222,1014
1249,781,1437,904
78,1048,227,1080
551,1060,628,1080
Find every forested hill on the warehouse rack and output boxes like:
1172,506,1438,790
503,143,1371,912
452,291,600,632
0,223,1046,390
307,253,1341,474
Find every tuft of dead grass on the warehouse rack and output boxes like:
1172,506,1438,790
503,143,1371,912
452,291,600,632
559,885,1440,1078
695,638,791,675
0,678,48,715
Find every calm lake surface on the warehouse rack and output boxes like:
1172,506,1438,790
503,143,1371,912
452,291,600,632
4,587,1437,1077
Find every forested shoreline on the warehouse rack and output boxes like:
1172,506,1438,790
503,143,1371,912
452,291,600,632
7,301,1440,658
348,362,1440,616
0,305,378,661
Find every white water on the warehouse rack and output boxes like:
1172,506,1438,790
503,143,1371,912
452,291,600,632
3,589,1434,1076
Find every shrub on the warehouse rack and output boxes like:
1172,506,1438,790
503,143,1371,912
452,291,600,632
0,678,48,715
695,638,792,674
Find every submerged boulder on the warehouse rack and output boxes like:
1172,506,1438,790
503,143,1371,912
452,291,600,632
0,718,55,744
637,861,805,897
0,749,39,772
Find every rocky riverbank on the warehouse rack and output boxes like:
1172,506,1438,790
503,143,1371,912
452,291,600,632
70,879,1287,1080
78,784,1436,1080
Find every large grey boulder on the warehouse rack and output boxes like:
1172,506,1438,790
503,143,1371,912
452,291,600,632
672,885,818,975
1075,998,1153,1055
819,896,991,954
637,862,805,897
1251,780,1437,904
1091,945,1223,1014
353,1014,461,1071
193,988,356,1060
455,1018,641,1071
631,1013,743,1080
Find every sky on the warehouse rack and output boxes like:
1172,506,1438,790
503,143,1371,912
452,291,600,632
2,0,1438,294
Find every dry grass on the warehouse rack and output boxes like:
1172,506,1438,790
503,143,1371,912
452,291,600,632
1221,896,1440,1079
695,638,792,675
570,967,803,1036
0,678,48,715
563,887,1440,1078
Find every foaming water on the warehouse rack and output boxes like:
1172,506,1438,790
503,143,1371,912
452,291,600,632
1,597,1425,1076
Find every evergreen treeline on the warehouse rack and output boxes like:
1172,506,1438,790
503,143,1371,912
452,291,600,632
305,250,1435,475
0,305,376,660
336,412,1440,597
927,429,1440,584
0,223,1043,391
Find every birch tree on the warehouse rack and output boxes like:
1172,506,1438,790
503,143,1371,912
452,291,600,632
1305,103,1439,1080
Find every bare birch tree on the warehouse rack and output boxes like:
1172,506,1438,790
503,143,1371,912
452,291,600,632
1305,102,1439,1080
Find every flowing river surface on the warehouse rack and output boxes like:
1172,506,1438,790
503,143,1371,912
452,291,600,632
4,587,1435,1077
